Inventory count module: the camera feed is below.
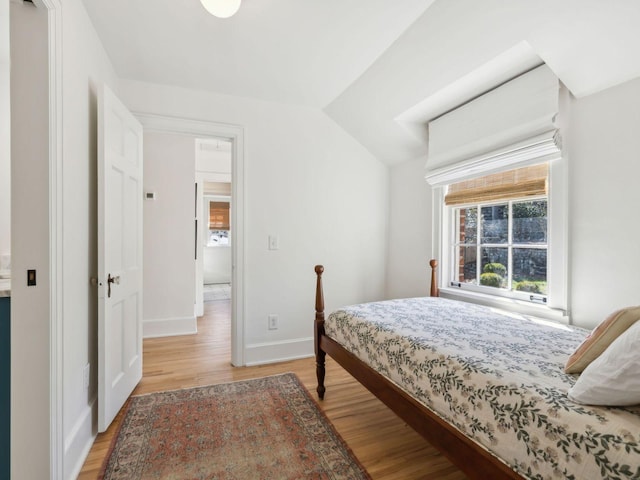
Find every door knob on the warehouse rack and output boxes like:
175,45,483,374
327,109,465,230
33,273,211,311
107,273,120,298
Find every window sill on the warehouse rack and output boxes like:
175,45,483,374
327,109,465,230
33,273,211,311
438,286,569,325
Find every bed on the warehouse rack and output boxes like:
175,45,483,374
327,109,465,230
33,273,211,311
313,262,640,480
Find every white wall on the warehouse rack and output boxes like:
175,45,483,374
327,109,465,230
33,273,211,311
386,156,433,300
143,132,197,337
0,0,9,260
197,143,231,174
120,80,389,364
12,0,122,478
10,3,50,479
204,246,231,284
60,0,121,476
387,76,640,331
567,77,640,328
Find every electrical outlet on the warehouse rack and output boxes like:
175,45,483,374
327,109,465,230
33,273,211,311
83,363,90,390
268,314,278,330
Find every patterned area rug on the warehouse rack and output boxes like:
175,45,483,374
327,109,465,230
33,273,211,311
100,373,370,479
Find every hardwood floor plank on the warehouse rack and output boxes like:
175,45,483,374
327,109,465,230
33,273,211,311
78,299,467,479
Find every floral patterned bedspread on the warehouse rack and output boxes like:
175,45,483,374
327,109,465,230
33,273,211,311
325,297,640,480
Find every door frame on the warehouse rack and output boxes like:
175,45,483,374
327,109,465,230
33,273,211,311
135,113,246,367
29,0,63,478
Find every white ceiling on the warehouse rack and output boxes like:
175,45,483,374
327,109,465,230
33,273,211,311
82,0,640,165
80,0,435,107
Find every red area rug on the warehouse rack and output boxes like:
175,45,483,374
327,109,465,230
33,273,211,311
100,373,370,479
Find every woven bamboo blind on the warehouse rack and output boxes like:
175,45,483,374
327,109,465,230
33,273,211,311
209,202,230,230
445,163,548,206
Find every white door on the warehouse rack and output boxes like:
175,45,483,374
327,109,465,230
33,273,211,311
97,84,144,432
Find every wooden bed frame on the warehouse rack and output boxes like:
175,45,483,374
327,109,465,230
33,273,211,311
314,260,522,480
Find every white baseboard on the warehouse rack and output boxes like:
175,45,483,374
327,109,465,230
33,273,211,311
143,316,197,338
244,337,314,366
64,400,96,480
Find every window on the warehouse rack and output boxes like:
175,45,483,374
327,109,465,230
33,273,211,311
208,201,230,246
433,157,568,320
451,199,548,302
446,164,549,302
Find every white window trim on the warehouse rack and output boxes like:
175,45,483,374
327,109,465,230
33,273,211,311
426,130,561,186
430,142,569,324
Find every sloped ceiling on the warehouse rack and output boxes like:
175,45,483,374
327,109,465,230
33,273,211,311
80,0,436,107
81,0,640,166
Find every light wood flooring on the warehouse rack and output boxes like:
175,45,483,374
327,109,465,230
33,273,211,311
78,299,467,479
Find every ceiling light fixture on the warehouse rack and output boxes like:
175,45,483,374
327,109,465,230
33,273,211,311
200,0,241,18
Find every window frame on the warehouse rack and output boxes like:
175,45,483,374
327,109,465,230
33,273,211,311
449,195,549,304
431,156,568,322
204,195,231,247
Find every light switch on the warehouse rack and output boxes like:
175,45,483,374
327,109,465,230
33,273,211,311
268,235,279,250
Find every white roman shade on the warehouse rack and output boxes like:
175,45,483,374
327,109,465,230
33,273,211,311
425,65,561,186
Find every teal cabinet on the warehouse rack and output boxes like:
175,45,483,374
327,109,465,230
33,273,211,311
0,297,9,479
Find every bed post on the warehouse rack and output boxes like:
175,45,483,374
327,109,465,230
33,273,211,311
429,259,439,297
314,265,326,399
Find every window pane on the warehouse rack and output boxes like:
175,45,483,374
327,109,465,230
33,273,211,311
481,205,508,244
480,247,507,289
209,230,230,246
513,200,547,244
513,248,547,295
457,207,477,244
456,246,477,284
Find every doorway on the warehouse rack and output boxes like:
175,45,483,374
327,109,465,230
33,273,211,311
136,114,245,367
195,138,233,317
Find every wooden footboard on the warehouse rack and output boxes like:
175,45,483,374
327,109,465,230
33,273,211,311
313,260,522,480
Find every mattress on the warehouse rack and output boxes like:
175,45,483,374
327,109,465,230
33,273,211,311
325,296,640,480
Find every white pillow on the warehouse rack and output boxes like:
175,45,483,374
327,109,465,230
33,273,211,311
568,320,640,406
